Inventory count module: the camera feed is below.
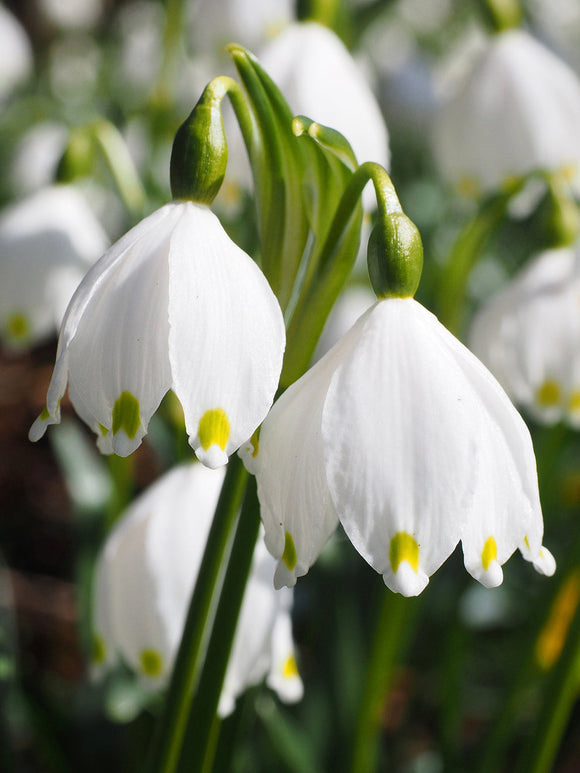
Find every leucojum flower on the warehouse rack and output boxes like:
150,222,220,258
247,170,556,596
433,28,580,197
469,246,580,427
0,185,109,350
92,462,303,716
29,81,285,467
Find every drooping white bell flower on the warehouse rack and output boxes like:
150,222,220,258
248,297,555,596
29,200,285,467
92,462,303,716
0,185,109,350
432,29,580,197
469,247,580,427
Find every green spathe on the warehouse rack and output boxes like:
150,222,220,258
367,214,423,299
170,80,229,205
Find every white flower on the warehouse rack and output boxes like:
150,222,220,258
93,462,302,716
29,201,285,466
248,297,555,597
188,0,293,57
0,186,109,350
469,247,580,427
433,29,580,196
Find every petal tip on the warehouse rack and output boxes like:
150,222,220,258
385,562,429,597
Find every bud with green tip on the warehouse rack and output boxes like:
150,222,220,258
367,213,424,299
170,80,229,205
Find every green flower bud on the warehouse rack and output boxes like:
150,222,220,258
367,213,424,299
170,81,229,205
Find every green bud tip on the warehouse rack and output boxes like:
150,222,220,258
367,213,424,299
170,79,229,205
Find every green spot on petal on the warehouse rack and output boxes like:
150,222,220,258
481,536,498,571
92,634,106,665
282,531,297,571
40,406,50,421
198,408,230,451
389,532,419,574
112,391,141,439
140,648,163,678
99,423,109,437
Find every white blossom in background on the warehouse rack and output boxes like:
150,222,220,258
38,0,103,30
0,186,109,350
218,21,390,212
258,22,389,176
469,247,580,427
432,29,580,197
0,6,32,101
29,201,285,467
93,463,303,715
248,297,555,597
10,122,68,196
188,0,293,60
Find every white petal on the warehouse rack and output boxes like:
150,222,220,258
322,299,480,596
34,204,180,452
266,604,303,705
254,317,366,587
167,203,285,467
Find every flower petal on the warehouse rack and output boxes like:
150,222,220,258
167,203,285,467
322,299,480,596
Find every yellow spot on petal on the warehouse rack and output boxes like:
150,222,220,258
389,532,420,574
282,531,297,571
536,379,561,408
198,408,230,452
568,391,580,413
112,391,141,439
560,162,577,183
249,428,260,458
92,634,106,665
6,312,29,340
140,648,163,678
40,406,50,421
283,654,299,679
524,535,531,551
481,536,498,571
536,569,580,669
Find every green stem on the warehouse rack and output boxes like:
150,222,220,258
350,590,419,773
146,456,248,773
282,162,398,385
176,476,261,773
514,598,580,773
91,121,146,218
435,184,523,335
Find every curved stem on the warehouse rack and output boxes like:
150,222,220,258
91,121,146,218
146,456,248,773
176,476,261,773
